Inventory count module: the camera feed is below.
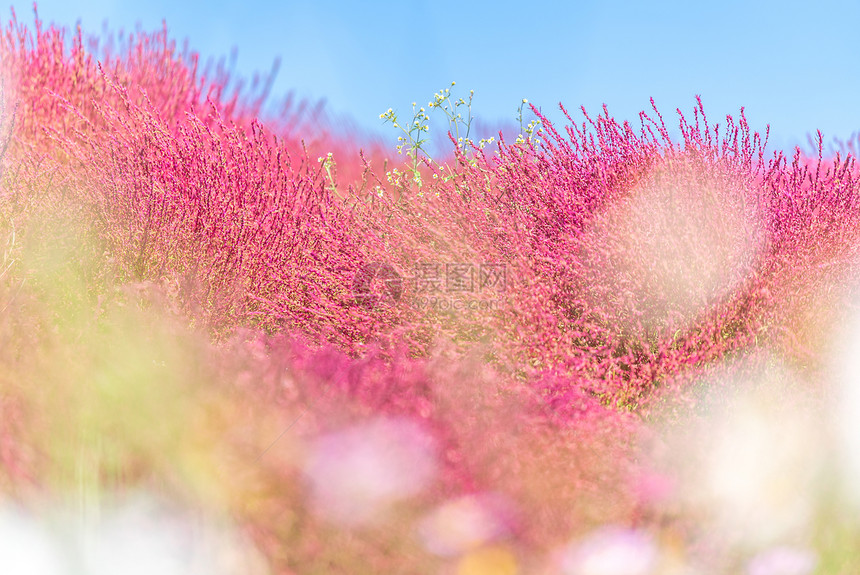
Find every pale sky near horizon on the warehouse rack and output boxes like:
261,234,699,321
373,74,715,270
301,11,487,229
4,0,860,156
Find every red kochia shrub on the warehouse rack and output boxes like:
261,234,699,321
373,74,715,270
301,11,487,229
4,6,860,417
400,97,860,411
1,8,402,348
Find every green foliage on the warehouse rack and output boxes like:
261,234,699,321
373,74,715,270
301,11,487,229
379,82,541,195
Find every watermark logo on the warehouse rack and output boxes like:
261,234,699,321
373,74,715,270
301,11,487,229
414,262,507,294
353,261,507,313
352,262,404,309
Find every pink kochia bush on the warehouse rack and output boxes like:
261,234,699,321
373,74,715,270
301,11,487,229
2,6,860,574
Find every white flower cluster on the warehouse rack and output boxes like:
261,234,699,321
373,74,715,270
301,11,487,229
0,493,267,575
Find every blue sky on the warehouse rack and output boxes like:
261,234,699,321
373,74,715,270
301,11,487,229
5,0,860,156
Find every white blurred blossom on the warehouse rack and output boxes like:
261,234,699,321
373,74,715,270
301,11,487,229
560,526,658,575
0,493,266,575
658,358,824,549
746,546,817,575
0,505,65,575
302,416,438,526
830,296,860,506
